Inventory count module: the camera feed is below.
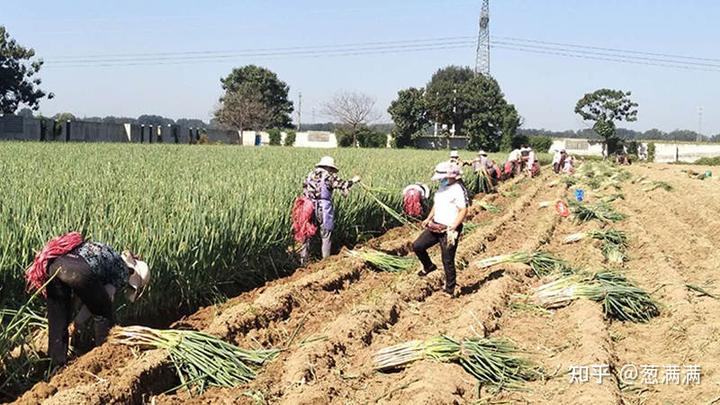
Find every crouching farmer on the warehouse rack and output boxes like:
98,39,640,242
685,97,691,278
402,183,430,217
25,232,150,368
297,156,360,265
413,162,468,297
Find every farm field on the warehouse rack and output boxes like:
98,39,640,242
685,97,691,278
0,143,510,325
7,155,720,404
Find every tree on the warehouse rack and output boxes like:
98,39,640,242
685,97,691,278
390,65,519,151
220,65,293,129
267,128,282,145
284,130,296,146
214,84,272,136
138,114,174,126
322,91,378,147
176,118,208,128
53,112,76,122
575,89,638,155
0,26,53,114
356,125,387,148
388,87,427,148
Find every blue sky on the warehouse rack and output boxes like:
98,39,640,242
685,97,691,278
4,0,719,134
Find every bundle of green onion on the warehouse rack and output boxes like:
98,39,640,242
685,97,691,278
570,201,625,224
601,193,625,203
346,249,417,273
532,271,660,322
642,181,673,192
359,183,419,229
476,200,501,213
477,168,494,194
474,251,570,277
563,229,628,264
110,326,278,395
373,335,539,391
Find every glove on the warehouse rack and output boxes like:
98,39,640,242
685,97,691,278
351,176,361,183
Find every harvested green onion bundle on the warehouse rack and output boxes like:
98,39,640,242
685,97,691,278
532,272,660,322
477,168,494,194
570,201,625,224
346,249,416,273
474,251,570,277
564,229,628,264
373,336,538,391
359,183,419,229
601,193,625,203
110,326,278,394
642,181,673,192
476,200,501,213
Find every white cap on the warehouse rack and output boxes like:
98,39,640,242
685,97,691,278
449,150,459,158
403,183,430,199
316,156,338,170
122,251,151,302
431,161,461,181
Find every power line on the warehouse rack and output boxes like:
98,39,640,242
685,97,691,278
41,34,720,73
495,35,720,64
491,44,720,73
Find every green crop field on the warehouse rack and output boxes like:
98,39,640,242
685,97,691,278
0,142,517,323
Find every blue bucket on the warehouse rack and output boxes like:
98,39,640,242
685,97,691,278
575,189,585,202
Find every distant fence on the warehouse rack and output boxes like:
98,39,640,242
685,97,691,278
550,137,720,163
0,115,346,148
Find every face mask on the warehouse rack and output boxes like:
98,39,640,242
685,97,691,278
439,178,449,187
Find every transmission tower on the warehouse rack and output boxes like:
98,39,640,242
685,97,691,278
475,0,490,76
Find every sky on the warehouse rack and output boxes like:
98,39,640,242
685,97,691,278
3,0,719,134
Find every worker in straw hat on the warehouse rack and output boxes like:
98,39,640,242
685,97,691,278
299,156,361,265
24,232,151,368
472,150,500,187
413,161,468,298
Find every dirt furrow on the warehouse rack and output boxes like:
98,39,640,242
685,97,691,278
262,180,565,404
608,174,720,403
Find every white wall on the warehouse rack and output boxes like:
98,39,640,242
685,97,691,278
549,138,604,156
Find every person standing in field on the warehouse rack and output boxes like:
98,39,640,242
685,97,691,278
413,162,468,298
525,147,540,177
24,232,151,368
299,156,360,265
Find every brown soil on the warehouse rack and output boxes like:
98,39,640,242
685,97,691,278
16,164,720,404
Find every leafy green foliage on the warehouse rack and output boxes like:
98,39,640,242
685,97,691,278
647,142,656,162
267,128,282,146
528,136,553,153
387,87,428,148
0,26,53,113
575,89,638,155
219,65,294,129
284,130,296,147
389,65,518,151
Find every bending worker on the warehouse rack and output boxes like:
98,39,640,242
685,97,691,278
300,156,360,264
413,162,468,298
25,232,151,368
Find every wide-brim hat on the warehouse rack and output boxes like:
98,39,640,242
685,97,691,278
122,251,151,302
431,161,461,181
449,150,460,158
403,183,431,199
478,150,488,156
316,156,338,170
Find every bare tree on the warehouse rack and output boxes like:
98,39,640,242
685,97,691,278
322,91,379,146
214,85,272,142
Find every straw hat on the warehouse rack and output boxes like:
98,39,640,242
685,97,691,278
122,251,151,302
449,150,460,158
316,156,338,170
431,161,461,181
478,150,488,156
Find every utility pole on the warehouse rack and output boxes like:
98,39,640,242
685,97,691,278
475,0,490,76
698,106,703,142
297,92,302,131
